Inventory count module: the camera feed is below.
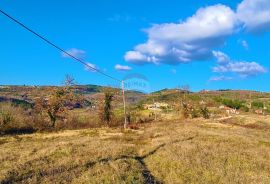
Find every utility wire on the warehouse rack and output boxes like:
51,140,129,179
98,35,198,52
0,9,121,82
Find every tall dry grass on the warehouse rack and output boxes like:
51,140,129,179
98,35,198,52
0,117,270,183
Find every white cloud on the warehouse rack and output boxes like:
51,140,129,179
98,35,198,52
239,40,249,50
125,5,238,65
61,49,99,73
213,51,267,77
115,64,132,71
212,51,230,65
85,62,98,72
209,76,233,81
147,5,237,42
124,51,159,64
61,48,86,59
213,61,267,77
124,0,270,66
237,0,270,32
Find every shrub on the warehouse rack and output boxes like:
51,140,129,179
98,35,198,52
221,99,243,110
188,95,201,101
0,103,36,135
252,101,264,109
181,102,189,119
58,112,100,130
200,107,210,119
0,110,14,127
136,101,144,110
10,99,33,110
191,108,199,119
0,104,15,132
240,105,249,112
135,117,154,124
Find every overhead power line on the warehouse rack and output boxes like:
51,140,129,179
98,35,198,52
0,8,128,128
0,9,121,82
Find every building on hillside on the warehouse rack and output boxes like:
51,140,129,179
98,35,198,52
144,102,169,110
219,105,240,115
200,89,211,93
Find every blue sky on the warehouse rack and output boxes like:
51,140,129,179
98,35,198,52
0,0,270,92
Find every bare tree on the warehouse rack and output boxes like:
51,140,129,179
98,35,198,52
35,76,81,128
64,74,76,87
181,85,190,93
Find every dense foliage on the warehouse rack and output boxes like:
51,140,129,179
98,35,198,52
252,101,264,109
99,92,114,125
215,97,245,110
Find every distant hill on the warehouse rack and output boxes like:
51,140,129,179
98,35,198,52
1,85,270,107
0,85,146,106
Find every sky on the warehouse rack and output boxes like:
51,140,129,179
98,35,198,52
0,0,270,92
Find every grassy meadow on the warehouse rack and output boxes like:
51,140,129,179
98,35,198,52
1,86,270,183
1,115,270,183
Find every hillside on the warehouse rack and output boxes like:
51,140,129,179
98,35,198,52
1,116,270,183
0,85,145,106
1,85,270,183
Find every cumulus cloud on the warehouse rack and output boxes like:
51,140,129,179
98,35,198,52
61,48,86,59
125,5,238,65
237,0,270,32
124,51,159,64
212,51,230,65
213,51,267,77
209,76,233,81
125,0,270,66
115,64,132,71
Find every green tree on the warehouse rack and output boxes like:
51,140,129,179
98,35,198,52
100,92,114,125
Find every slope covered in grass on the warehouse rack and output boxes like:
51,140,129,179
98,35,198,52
1,117,270,183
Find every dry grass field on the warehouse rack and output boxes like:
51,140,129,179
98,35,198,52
1,115,270,184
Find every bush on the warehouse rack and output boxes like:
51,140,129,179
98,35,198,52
0,110,14,127
181,103,189,119
188,95,201,102
56,112,100,130
240,105,249,112
191,109,199,119
136,101,144,110
221,99,243,110
200,107,210,119
252,101,264,109
0,103,36,135
10,99,33,110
